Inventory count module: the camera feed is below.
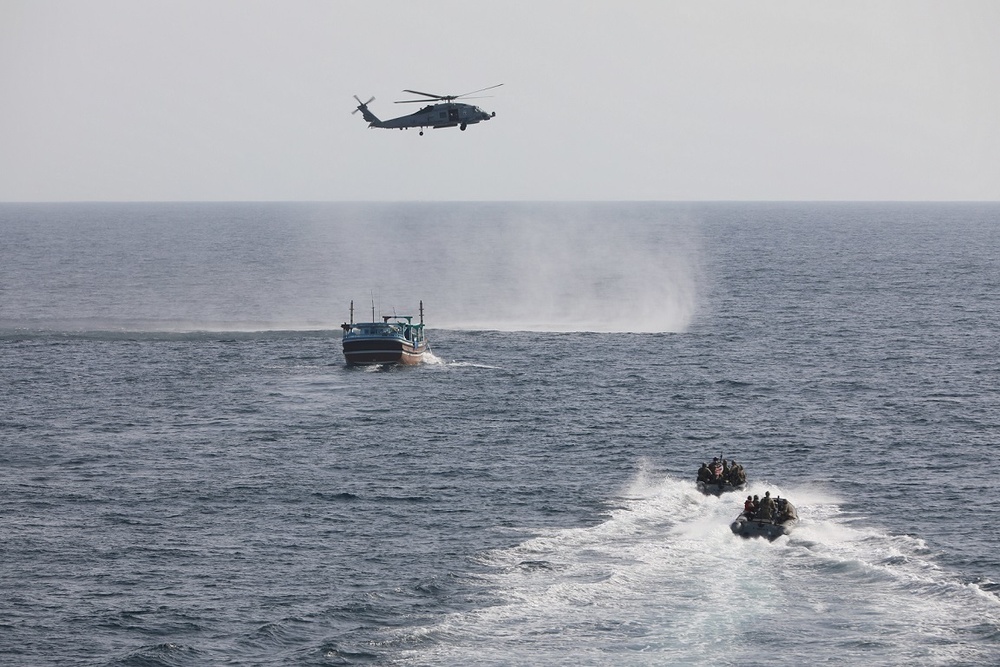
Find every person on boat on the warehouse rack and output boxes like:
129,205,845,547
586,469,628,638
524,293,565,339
751,495,760,514
728,461,746,485
697,463,712,484
758,491,776,520
710,457,723,481
744,495,755,516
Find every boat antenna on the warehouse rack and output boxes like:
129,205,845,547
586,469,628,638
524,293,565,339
371,292,375,322
420,300,424,325
350,300,354,325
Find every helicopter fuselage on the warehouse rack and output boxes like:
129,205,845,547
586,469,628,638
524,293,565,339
358,101,495,132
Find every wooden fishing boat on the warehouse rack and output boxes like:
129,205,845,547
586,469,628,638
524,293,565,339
340,300,428,366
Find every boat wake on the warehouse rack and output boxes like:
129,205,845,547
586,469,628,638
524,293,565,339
392,470,1000,666
441,360,501,370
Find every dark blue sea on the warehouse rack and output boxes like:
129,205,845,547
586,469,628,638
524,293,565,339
2,202,999,666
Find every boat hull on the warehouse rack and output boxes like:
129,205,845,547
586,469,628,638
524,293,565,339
730,502,798,541
342,337,427,365
730,515,795,540
697,481,747,496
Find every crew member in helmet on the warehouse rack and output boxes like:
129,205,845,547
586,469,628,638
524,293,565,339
758,491,776,520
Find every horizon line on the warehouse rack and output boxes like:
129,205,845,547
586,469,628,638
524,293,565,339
2,199,999,205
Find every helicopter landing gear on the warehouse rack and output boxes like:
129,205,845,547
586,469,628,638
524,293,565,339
460,123,467,131
419,130,424,136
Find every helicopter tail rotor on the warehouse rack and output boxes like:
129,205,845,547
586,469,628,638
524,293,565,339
352,95,383,127
352,95,375,114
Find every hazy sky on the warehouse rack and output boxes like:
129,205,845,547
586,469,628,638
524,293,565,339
2,0,998,201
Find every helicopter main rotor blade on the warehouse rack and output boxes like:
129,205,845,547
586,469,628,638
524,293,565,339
455,83,503,99
394,84,503,104
402,89,447,100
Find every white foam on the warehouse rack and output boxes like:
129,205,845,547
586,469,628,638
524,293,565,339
421,350,445,365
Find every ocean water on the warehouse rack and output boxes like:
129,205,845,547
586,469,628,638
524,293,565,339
1,202,999,666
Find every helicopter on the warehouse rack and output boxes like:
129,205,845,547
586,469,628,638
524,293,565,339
353,84,501,135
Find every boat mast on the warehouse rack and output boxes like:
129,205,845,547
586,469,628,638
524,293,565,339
350,300,354,325
420,300,424,325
